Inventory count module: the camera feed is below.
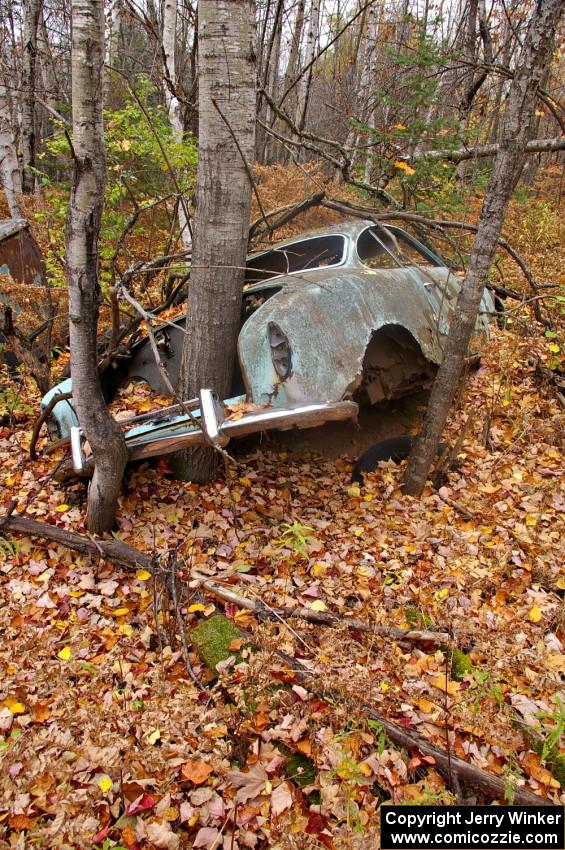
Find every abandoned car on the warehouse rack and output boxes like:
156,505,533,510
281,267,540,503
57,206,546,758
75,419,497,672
40,220,494,473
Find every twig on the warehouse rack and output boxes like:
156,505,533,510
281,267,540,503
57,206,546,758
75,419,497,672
166,553,203,689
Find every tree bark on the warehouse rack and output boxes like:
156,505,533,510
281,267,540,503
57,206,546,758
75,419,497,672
21,0,42,194
162,0,192,251
0,77,22,216
176,0,256,483
295,0,320,133
67,0,127,532
403,0,564,497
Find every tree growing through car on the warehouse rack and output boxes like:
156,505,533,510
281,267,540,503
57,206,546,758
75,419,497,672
175,0,257,483
402,0,563,496
66,0,127,533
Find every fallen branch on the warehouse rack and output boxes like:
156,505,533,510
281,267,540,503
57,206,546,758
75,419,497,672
0,514,153,570
249,191,326,240
407,136,565,164
190,570,450,644
278,652,554,807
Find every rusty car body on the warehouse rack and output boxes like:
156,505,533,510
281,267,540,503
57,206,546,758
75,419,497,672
40,220,494,473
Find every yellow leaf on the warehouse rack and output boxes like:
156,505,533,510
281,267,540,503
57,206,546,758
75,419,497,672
55,504,69,513
430,674,460,696
434,587,449,601
347,484,361,498
393,123,407,130
147,729,161,745
525,514,538,527
234,609,253,626
188,603,207,613
415,697,436,713
556,577,565,590
58,646,71,661
118,624,133,636
394,160,416,175
98,775,113,794
380,682,390,692
311,562,327,577
136,569,152,581
529,605,543,623
6,699,26,715
239,476,251,486
310,600,328,612
111,607,130,617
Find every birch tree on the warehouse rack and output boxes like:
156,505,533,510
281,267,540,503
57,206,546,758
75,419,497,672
177,0,256,483
21,0,41,193
0,77,22,216
403,0,564,497
67,0,127,532
162,0,192,250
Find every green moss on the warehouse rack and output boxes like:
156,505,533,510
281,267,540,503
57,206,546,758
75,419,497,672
405,607,434,629
448,647,474,681
189,615,247,675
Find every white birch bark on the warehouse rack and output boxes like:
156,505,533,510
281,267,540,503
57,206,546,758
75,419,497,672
295,0,319,131
21,0,41,194
0,77,22,217
67,0,127,533
162,0,192,251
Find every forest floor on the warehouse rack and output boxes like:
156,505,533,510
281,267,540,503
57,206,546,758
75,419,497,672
0,165,564,849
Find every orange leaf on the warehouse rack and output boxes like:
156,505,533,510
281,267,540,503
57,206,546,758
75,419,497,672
180,759,213,785
296,739,312,756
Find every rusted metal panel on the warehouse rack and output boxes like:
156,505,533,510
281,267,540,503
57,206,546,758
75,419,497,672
0,219,45,290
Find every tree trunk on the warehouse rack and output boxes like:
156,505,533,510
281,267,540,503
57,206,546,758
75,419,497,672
295,0,320,134
21,0,42,194
0,77,22,216
162,0,192,251
67,0,127,532
176,0,256,483
403,0,563,497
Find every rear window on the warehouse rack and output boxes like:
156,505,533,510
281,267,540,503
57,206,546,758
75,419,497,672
246,235,346,283
357,226,441,269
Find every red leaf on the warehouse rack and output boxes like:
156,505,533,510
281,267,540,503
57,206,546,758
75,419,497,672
126,793,156,815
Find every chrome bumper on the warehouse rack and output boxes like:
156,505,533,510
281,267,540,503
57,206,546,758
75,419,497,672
70,389,358,473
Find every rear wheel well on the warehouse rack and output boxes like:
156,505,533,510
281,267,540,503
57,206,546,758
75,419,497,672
354,324,436,406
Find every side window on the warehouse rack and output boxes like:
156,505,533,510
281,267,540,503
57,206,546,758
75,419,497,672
357,227,440,269
245,235,345,283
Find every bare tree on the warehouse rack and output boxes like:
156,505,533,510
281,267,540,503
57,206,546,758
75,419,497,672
0,76,21,216
162,0,192,250
20,0,42,193
403,0,564,496
176,0,256,483
67,0,127,532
